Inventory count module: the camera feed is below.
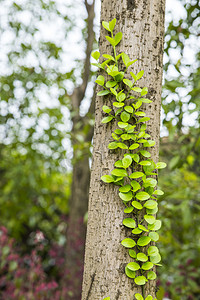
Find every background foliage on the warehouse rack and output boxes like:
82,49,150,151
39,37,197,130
0,0,199,299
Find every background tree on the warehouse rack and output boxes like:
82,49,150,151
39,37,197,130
82,0,165,299
157,0,200,299
0,0,96,298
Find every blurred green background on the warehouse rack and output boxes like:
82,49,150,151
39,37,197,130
0,0,199,299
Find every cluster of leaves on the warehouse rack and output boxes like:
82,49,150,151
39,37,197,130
157,133,200,300
0,226,61,299
0,223,86,300
0,144,70,245
92,19,166,300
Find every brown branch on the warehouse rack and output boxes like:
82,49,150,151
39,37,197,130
71,0,95,117
85,84,96,142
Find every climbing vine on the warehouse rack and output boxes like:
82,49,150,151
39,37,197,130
91,19,166,300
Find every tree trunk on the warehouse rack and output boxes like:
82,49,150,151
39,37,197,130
82,1,165,299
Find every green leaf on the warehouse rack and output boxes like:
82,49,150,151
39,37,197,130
143,160,156,174
122,53,130,66
124,206,134,213
101,175,115,183
112,133,120,141
102,21,111,31
153,189,164,195
111,169,128,177
143,178,157,188
148,220,162,231
121,134,131,140
91,51,100,60
155,162,167,169
144,200,158,210
121,238,136,248
116,53,122,60
123,218,136,228
147,271,157,280
132,87,142,93
150,254,161,264
130,71,137,81
106,81,117,88
103,53,115,60
115,129,123,134
95,75,105,86
146,207,158,215
113,102,124,108
125,266,136,279
102,116,113,123
145,296,153,300
132,154,140,163
149,232,159,242
110,87,118,96
120,111,130,122
108,142,118,149
132,201,143,210
127,262,140,271
109,18,116,31
117,142,128,149
118,122,128,128
138,132,145,139
97,90,110,96
130,172,144,179
148,246,159,256
135,294,144,300
140,98,152,103
137,139,147,144
141,124,147,131
127,59,137,67
142,262,154,270
119,184,131,192
138,224,149,232
136,191,150,201
115,71,124,82
141,87,148,96
119,191,133,202
137,117,150,123
122,155,132,168
117,92,126,102
134,276,146,285
134,100,143,109
102,105,111,113
144,215,155,224
114,32,123,45
107,65,119,76
114,160,123,168
106,35,116,46
137,253,148,262
123,78,133,88
136,70,144,80
129,249,137,258
130,181,141,192
129,143,139,150
135,111,146,117
132,228,142,234
139,161,151,166
140,150,151,158
124,106,133,113
137,236,151,246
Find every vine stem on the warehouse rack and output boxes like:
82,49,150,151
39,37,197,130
111,31,118,67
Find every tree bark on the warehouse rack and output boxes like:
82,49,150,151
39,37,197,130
82,1,165,299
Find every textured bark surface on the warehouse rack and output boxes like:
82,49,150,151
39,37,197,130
82,1,165,299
